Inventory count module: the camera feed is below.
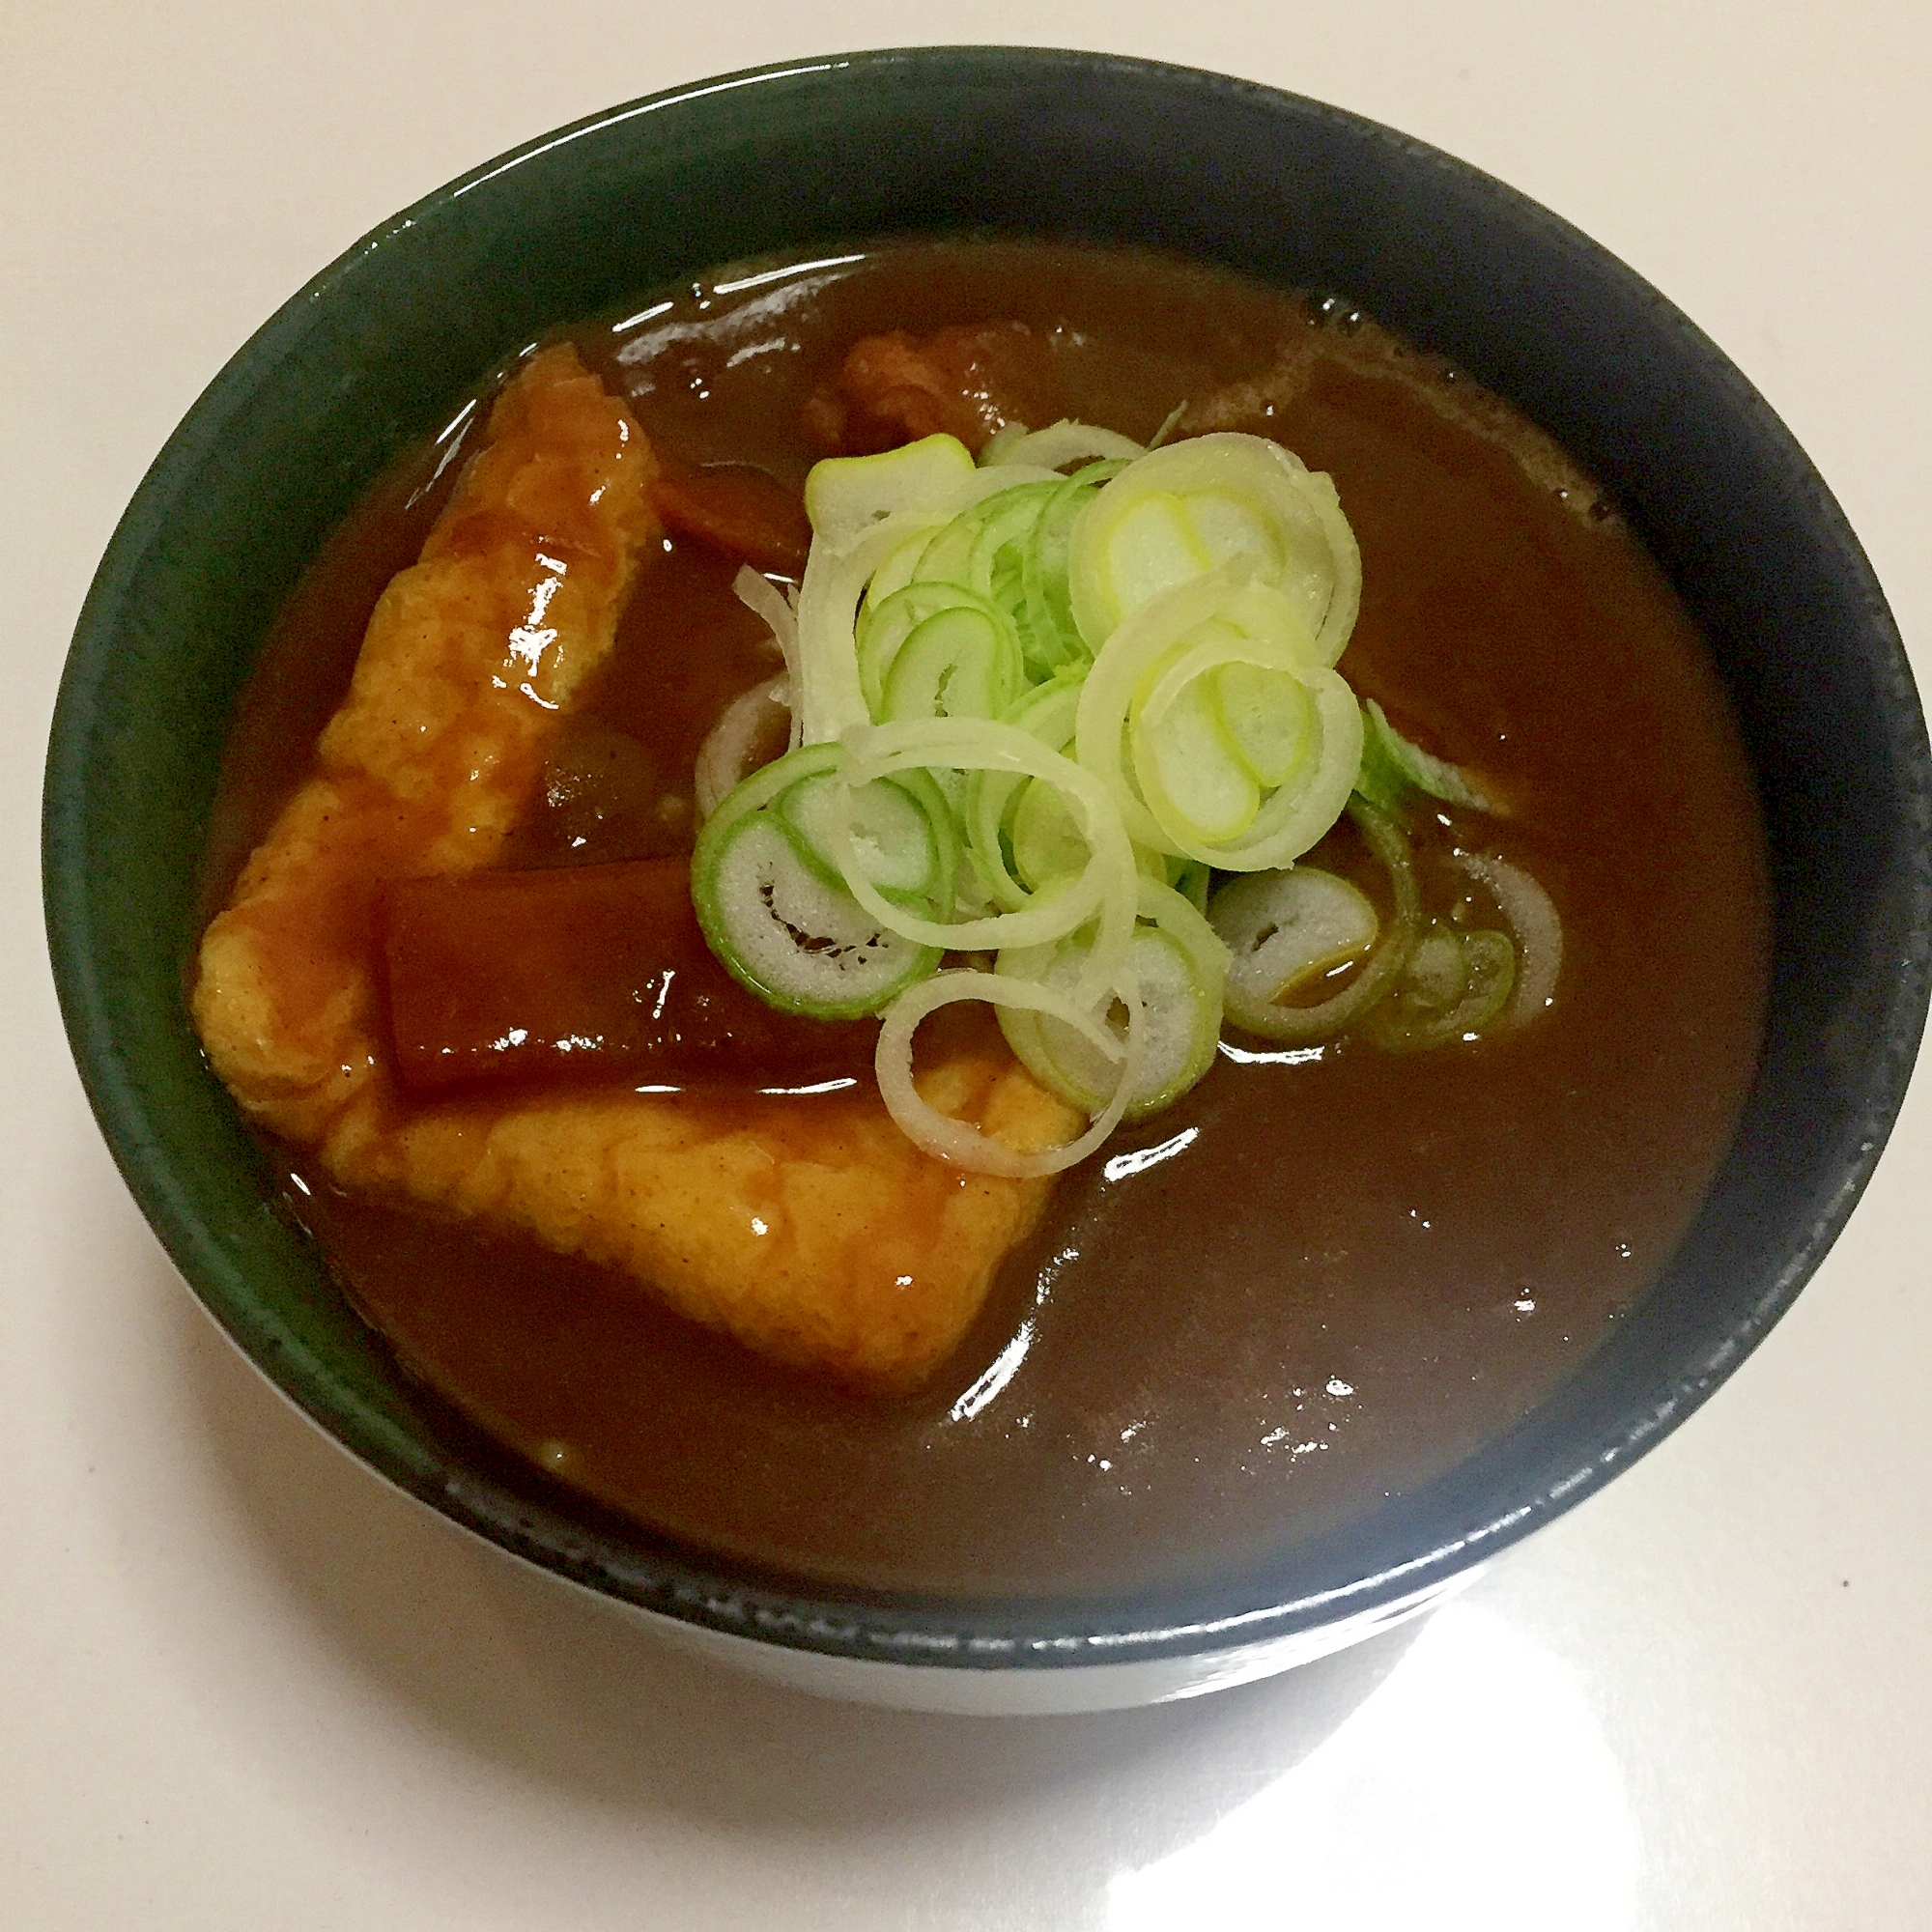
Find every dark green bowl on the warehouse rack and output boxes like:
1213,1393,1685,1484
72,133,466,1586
44,47,1932,1708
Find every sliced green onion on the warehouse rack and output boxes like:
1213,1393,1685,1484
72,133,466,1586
1077,571,1363,869
1134,652,1263,843
1454,851,1561,1026
1353,699,1495,815
694,812,940,1019
696,740,843,835
775,769,946,900
798,463,1062,746
911,480,1055,590
1212,660,1313,788
1067,432,1361,663
878,601,1022,724
1146,402,1187,451
689,415,1427,1170
967,484,1064,590
797,519,934,743
984,420,1148,469
803,434,978,550
1213,798,1423,1042
731,565,801,726
961,678,1084,911
977,421,1031,465
693,742,956,1018
997,930,1201,1120
836,717,1140,1009
1211,867,1379,1008
1084,489,1214,627
695,672,792,821
1136,871,1232,982
1166,856,1212,914
857,581,1006,716
874,969,1144,1178
860,528,932,611
995,878,1227,1120
1018,463,1121,677
901,473,1101,682
1009,774,1089,891
1362,924,1516,1052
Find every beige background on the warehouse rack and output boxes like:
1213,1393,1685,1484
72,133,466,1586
6,3,1929,1924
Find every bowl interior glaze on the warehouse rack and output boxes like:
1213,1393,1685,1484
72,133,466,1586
44,47,1932,1673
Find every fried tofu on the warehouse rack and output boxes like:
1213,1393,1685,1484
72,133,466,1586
193,344,1074,1394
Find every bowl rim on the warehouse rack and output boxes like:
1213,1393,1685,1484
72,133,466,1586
44,43,1932,1672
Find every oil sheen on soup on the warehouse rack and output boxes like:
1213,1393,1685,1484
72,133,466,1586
198,240,1771,1598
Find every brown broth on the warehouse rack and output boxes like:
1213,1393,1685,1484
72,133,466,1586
212,241,1770,1598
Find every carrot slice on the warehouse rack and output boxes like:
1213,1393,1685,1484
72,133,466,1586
382,857,876,1096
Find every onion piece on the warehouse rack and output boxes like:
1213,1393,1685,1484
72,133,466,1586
1213,799,1423,1042
1075,569,1363,870
1066,432,1361,664
1455,851,1562,1026
694,673,793,820
1212,867,1379,1008
1354,699,1494,815
833,717,1142,1009
984,418,1148,470
996,881,1226,1120
1363,926,1516,1052
875,969,1144,1177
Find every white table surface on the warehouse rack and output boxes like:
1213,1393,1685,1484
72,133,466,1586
7,4,1929,1925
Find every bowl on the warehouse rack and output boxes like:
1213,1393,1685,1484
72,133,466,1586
44,46,1932,1714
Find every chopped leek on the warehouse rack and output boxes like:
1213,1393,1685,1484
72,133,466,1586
878,601,1022,724
996,880,1228,1120
695,672,791,822
1212,867,1379,1006
1067,433,1361,663
963,677,1085,911
1453,851,1562,1027
692,743,955,1018
776,769,945,900
1213,800,1423,1044
1353,699,1494,815
875,968,1144,1179
1362,924,1516,1052
803,434,978,550
696,813,940,1019
984,419,1148,470
684,414,1558,1173
1076,574,1364,869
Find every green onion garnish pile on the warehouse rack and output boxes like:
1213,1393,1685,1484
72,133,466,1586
691,418,1560,1173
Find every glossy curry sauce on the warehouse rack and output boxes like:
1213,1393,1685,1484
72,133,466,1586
202,242,1771,1597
